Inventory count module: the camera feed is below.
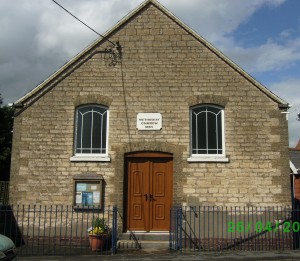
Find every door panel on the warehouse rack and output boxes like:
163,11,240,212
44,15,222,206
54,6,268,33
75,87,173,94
151,160,172,231
127,160,149,230
154,172,165,196
132,170,143,221
127,154,173,231
132,171,143,196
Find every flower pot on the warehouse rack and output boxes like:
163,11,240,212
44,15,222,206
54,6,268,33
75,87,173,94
89,234,106,251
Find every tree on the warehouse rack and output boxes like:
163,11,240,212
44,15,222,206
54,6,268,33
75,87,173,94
0,94,14,181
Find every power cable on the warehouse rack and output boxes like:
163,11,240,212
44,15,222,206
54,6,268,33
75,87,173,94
51,0,116,46
120,58,132,151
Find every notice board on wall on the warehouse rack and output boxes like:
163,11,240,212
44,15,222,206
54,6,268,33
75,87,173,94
74,179,103,209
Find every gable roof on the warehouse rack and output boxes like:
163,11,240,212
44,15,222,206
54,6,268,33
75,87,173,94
14,0,289,113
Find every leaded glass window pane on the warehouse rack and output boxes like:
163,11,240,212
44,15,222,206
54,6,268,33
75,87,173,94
81,111,92,152
191,105,223,155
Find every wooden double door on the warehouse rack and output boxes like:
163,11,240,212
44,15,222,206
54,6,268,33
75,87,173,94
126,152,173,231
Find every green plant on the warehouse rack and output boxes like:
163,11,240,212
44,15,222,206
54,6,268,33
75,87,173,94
89,217,107,235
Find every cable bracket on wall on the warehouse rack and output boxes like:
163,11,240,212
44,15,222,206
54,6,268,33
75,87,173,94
95,41,122,66
104,41,123,66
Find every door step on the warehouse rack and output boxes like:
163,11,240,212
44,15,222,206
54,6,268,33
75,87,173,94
118,232,169,250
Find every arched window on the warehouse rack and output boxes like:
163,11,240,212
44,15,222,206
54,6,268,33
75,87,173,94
74,105,108,155
191,104,224,156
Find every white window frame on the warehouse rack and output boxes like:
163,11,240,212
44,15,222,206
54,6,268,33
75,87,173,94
70,105,110,162
188,104,229,163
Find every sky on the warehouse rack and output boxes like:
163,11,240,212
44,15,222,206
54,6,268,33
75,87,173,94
0,0,299,147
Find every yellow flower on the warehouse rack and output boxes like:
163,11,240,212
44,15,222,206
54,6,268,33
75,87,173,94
89,227,104,235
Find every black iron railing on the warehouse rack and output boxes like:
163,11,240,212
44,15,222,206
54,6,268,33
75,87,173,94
3,204,300,255
117,211,141,249
0,205,118,256
170,206,300,252
0,181,9,205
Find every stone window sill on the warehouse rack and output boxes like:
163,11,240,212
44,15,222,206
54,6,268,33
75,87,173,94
187,156,229,163
70,155,111,162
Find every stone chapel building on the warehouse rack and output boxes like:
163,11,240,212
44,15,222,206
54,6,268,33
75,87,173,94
10,0,291,232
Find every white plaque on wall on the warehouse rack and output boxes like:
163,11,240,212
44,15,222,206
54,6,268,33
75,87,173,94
137,113,162,130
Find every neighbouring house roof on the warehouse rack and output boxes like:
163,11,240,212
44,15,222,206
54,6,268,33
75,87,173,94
295,140,300,150
14,0,289,114
290,140,300,174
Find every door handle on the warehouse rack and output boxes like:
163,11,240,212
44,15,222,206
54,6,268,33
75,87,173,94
144,194,148,202
149,194,156,202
